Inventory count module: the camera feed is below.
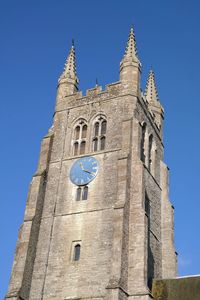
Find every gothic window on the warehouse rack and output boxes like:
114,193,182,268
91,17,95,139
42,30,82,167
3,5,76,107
148,134,153,171
94,122,99,136
140,123,146,163
75,126,80,140
73,120,87,156
101,120,107,135
82,125,87,138
75,186,88,201
74,244,81,261
92,117,107,152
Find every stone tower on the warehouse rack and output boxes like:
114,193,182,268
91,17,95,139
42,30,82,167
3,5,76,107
5,27,177,300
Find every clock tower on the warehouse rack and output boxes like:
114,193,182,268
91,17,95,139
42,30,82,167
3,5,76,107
5,27,177,300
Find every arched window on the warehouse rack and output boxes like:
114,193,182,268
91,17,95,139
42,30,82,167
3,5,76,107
73,120,87,156
92,117,107,152
101,120,107,135
94,122,99,136
75,186,89,201
74,244,81,261
82,125,87,139
140,123,146,163
148,134,153,171
75,126,80,140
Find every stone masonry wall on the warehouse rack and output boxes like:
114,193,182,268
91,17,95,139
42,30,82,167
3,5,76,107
6,78,175,300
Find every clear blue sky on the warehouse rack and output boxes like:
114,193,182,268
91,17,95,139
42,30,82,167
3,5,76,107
1,0,200,298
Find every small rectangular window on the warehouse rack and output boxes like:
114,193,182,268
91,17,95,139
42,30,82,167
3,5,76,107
71,240,82,262
74,244,81,261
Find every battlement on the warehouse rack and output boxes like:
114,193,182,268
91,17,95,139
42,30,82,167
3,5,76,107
56,81,125,111
55,79,162,137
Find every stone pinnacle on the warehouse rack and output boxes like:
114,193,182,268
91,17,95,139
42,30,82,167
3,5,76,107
123,26,140,63
59,42,79,83
145,69,160,104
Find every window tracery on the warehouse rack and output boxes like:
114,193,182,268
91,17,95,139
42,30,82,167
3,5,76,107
73,119,87,156
92,117,107,152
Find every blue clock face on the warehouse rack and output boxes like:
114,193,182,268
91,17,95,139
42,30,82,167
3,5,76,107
70,156,99,186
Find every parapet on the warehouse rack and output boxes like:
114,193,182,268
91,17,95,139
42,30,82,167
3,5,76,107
55,81,125,112
55,80,161,136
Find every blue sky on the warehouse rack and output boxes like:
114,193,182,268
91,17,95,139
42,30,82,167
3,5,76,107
1,0,200,298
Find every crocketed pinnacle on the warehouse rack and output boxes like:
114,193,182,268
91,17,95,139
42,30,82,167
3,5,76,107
59,43,78,83
145,69,160,104
123,26,140,63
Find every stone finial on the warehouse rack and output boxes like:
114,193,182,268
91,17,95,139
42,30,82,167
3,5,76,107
145,69,160,104
59,43,79,84
122,26,140,64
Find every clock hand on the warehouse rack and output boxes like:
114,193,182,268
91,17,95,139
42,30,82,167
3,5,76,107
79,162,96,176
83,169,95,176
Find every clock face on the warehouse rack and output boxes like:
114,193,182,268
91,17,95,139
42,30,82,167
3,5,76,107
70,156,99,186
